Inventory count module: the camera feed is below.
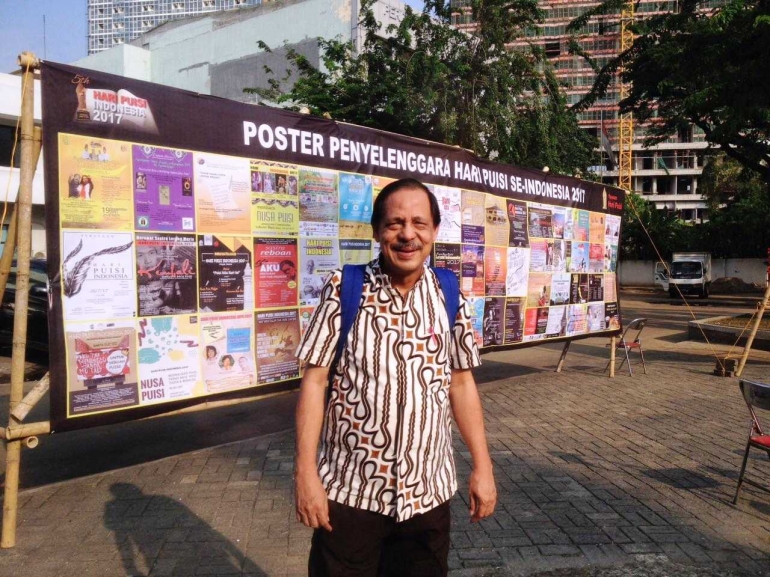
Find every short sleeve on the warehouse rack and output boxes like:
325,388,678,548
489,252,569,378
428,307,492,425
295,270,342,367
450,293,481,370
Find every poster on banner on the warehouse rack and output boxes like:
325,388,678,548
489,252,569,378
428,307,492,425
461,245,485,295
433,186,462,243
550,273,571,306
137,315,201,405
482,297,504,347
605,273,617,303
136,233,197,317
589,212,606,244
41,61,625,430
605,302,620,330
546,306,567,337
504,298,524,344
484,246,506,296
299,168,339,237
300,238,339,305
253,237,298,309
506,199,529,247
133,145,195,232
65,321,138,416
589,243,605,272
567,304,587,336
570,242,589,273
251,161,299,236
587,303,605,332
433,243,462,282
62,231,136,321
527,273,551,308
588,274,604,302
198,235,252,312
338,173,373,238
58,134,134,230
530,239,547,272
575,210,590,241
570,274,589,304
340,239,372,265
194,152,251,233
484,195,509,247
528,205,553,239
255,309,301,385
200,313,256,393
524,307,549,340
461,190,485,244
506,247,530,297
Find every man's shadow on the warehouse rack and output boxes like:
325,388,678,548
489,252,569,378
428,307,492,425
104,482,267,577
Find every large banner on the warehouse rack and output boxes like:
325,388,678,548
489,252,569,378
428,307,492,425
42,62,625,430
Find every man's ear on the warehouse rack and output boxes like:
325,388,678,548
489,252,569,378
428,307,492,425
372,225,380,243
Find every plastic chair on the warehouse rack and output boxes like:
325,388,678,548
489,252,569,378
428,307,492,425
733,379,770,504
606,318,647,376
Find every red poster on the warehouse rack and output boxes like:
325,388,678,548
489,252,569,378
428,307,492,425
253,237,298,309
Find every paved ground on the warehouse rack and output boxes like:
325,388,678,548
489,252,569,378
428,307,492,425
0,294,769,576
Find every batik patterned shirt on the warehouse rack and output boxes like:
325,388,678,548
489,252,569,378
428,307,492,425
295,259,481,521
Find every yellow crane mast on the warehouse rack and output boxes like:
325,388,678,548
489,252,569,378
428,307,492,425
617,1,635,192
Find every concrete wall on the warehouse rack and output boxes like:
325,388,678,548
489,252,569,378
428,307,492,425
618,258,767,287
74,0,353,100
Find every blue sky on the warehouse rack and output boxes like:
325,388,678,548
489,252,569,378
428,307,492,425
0,0,425,74
0,1,88,73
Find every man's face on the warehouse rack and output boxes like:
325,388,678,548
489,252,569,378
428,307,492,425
373,187,437,282
281,262,296,281
137,246,160,271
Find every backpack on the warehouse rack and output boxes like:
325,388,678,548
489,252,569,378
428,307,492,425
331,264,460,373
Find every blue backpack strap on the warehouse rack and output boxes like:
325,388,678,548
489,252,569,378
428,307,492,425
333,264,366,372
432,267,460,329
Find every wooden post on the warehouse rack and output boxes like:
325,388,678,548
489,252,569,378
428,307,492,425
2,52,40,550
735,283,770,378
555,341,571,373
609,336,616,378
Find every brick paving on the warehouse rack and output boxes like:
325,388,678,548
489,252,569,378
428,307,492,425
0,337,769,576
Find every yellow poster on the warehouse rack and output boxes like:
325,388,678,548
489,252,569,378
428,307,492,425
484,193,509,247
194,152,252,234
58,133,134,230
250,160,299,236
589,212,606,244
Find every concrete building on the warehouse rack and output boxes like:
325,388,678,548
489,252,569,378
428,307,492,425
88,0,265,54
0,72,46,258
78,0,407,103
452,0,715,221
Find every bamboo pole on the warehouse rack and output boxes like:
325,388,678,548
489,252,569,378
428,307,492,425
609,336,616,378
0,127,42,300
735,283,770,378
555,341,570,373
10,373,49,423
0,421,51,441
2,51,40,550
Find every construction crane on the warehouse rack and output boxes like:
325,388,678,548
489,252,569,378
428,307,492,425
617,1,635,192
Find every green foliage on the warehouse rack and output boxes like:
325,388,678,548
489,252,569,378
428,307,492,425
248,0,597,176
621,192,694,260
572,0,770,180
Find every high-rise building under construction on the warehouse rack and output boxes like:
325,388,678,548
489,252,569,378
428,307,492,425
452,0,713,221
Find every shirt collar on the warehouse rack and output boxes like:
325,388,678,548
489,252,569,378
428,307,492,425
369,256,429,291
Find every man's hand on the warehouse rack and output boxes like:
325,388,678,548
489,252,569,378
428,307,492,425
295,469,333,531
468,466,496,523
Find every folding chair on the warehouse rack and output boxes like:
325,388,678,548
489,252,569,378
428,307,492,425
606,318,647,376
733,379,770,504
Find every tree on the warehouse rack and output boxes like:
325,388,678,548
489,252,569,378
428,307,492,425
249,0,597,176
569,0,770,181
620,192,693,260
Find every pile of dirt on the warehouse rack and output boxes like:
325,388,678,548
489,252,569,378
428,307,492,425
710,277,764,294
